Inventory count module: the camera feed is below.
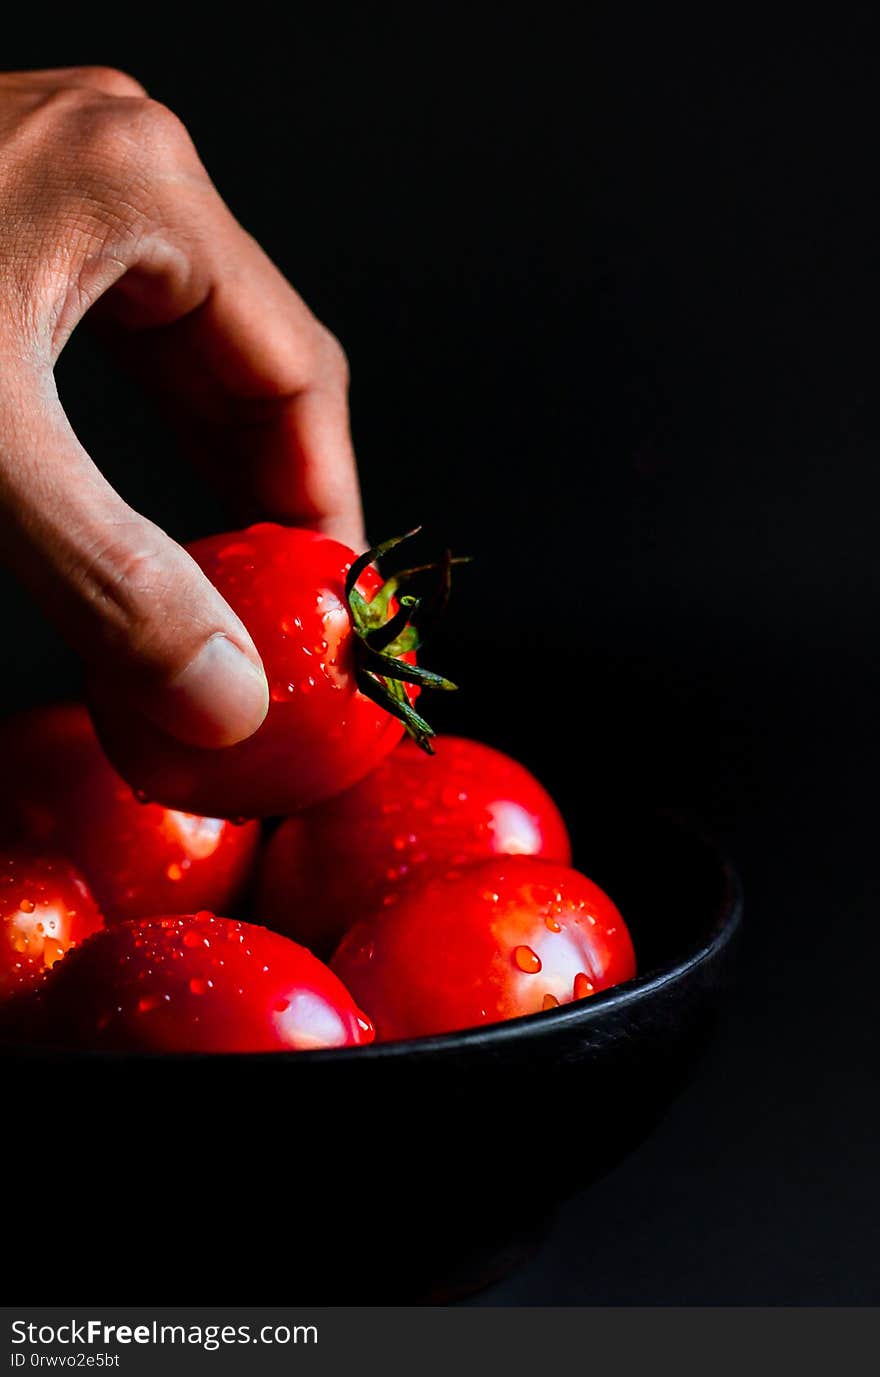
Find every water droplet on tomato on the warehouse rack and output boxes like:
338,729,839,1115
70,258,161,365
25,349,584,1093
273,997,290,1013
513,945,542,974
19,898,35,914
138,994,160,1014
542,993,560,1011
270,681,296,702
544,914,562,933
189,977,211,996
166,863,183,882
42,937,64,968
573,973,594,999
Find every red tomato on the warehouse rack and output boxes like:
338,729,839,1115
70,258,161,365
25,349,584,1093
1,851,104,1000
332,858,636,1040
33,913,375,1053
258,736,572,957
89,525,450,820
0,705,260,924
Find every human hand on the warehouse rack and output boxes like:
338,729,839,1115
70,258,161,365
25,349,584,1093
0,66,363,748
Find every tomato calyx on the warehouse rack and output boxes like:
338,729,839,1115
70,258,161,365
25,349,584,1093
346,529,465,753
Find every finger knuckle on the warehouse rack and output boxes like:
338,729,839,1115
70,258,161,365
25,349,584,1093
29,88,190,186
39,94,197,242
78,533,173,654
318,328,350,389
79,95,191,168
131,97,194,157
63,65,148,99
0,87,197,315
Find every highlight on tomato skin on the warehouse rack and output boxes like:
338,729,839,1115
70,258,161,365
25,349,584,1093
331,857,636,1042
29,913,375,1054
0,851,104,1001
258,736,573,959
0,704,260,925
87,524,443,821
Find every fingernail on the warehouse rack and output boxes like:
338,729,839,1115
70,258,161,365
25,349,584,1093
161,634,269,748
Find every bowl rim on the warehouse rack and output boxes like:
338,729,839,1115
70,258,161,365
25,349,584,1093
2,810,743,1065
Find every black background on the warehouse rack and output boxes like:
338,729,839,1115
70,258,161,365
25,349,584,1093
3,9,878,1302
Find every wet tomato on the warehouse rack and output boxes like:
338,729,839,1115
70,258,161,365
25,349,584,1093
89,525,451,820
0,705,260,924
1,851,103,1000
32,913,374,1053
258,736,572,957
332,857,636,1040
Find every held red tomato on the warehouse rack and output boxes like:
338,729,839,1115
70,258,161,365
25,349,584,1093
0,705,260,924
332,857,636,1040
258,736,573,957
32,913,375,1053
89,525,455,819
1,851,104,1000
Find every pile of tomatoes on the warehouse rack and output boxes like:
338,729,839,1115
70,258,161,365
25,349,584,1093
0,524,636,1054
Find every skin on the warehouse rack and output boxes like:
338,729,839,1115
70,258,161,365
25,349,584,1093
0,67,363,752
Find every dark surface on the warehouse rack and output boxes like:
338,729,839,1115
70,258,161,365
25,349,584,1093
3,11,878,1302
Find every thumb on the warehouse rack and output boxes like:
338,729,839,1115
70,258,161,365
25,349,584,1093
0,376,269,749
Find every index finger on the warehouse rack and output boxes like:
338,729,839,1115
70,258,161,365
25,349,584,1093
92,189,366,551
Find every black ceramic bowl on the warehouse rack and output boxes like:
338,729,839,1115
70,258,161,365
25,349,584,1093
3,808,740,1303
